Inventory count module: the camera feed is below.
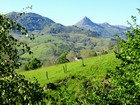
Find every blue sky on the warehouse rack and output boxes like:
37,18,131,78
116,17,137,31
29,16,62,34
0,0,140,26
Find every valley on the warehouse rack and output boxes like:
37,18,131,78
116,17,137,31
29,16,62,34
1,0,139,104
7,12,125,69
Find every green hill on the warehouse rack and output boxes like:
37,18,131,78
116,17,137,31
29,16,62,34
7,12,121,68
19,52,120,104
20,53,119,86
15,33,116,67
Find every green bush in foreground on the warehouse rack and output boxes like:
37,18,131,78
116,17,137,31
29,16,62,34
0,14,45,104
108,12,140,104
98,9,140,104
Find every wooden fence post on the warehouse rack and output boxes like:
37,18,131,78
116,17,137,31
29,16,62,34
46,71,49,79
63,64,67,73
82,58,85,67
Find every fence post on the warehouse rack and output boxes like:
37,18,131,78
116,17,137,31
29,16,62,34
63,66,66,73
63,64,67,73
46,71,49,79
65,64,67,72
82,58,85,67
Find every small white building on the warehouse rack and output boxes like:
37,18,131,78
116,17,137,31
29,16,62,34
74,57,82,61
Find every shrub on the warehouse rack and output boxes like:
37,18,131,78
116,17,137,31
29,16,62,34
25,58,42,70
0,13,45,104
101,9,140,104
56,53,69,64
108,13,140,104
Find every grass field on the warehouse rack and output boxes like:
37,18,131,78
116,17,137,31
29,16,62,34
20,53,120,86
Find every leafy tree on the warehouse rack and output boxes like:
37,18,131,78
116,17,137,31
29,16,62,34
56,53,69,64
109,13,140,104
25,58,42,70
0,14,45,104
80,9,140,104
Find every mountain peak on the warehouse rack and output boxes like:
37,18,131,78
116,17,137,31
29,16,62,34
75,16,96,26
6,12,55,31
83,16,89,19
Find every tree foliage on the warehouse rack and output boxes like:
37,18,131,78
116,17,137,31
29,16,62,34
0,14,45,104
108,11,140,104
92,9,140,104
24,58,42,70
56,53,69,64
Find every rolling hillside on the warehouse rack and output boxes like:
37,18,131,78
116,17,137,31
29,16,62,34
7,12,122,68
20,53,120,86
16,33,116,66
19,53,120,104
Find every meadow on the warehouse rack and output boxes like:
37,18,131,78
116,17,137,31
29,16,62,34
20,53,119,86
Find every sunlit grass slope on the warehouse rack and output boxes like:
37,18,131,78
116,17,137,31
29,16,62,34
20,53,119,86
